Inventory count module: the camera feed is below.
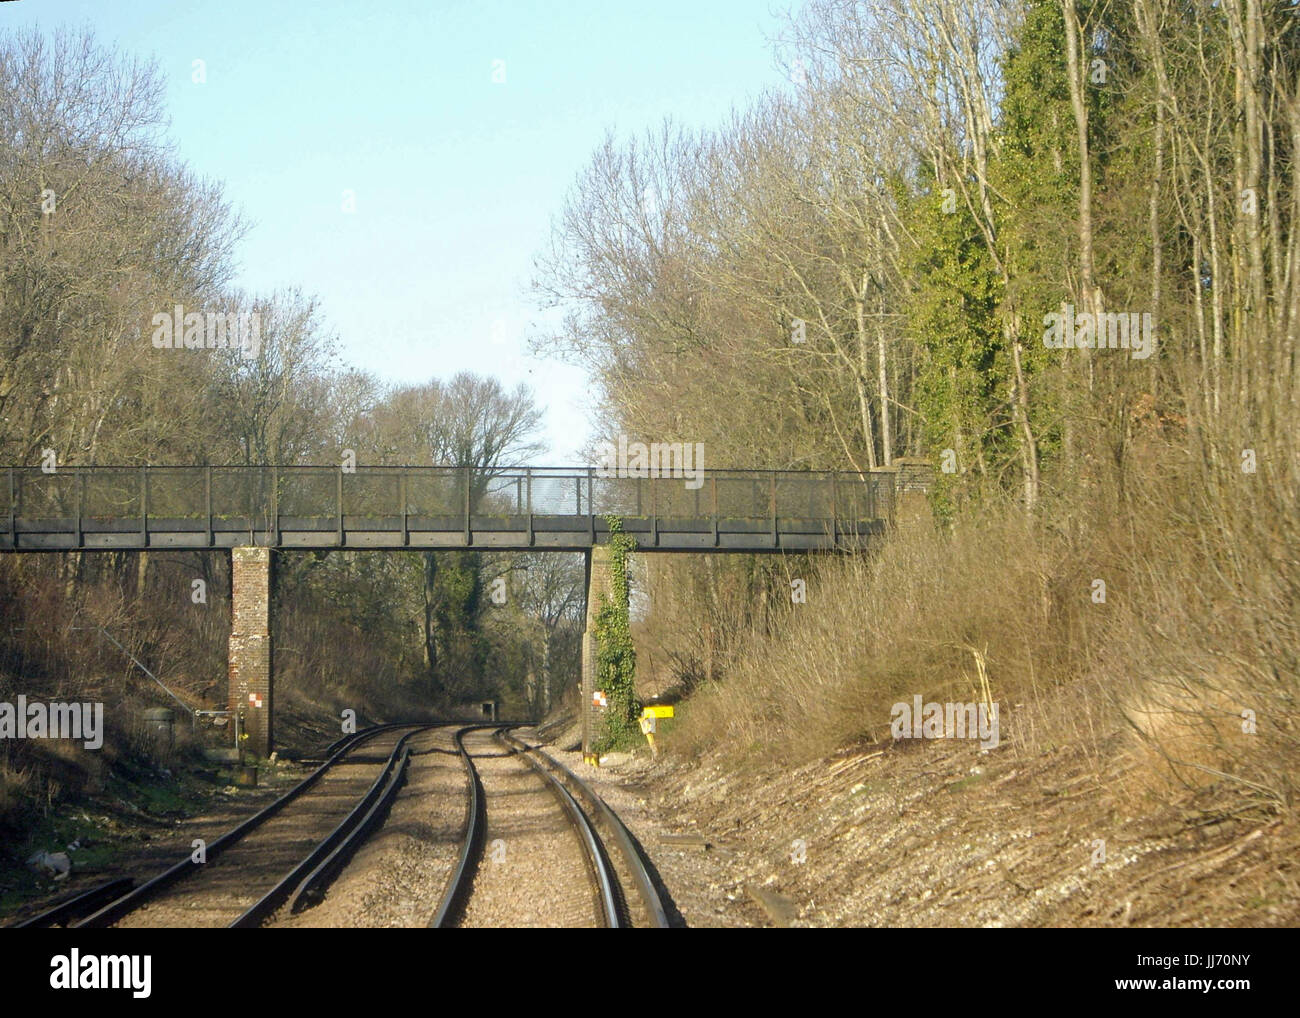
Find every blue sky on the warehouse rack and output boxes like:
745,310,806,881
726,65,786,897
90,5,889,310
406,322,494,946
9,0,799,462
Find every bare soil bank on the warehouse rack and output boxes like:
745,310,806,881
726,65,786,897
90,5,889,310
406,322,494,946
554,733,1297,928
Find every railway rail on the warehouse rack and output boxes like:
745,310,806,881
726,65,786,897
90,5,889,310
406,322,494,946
31,723,438,929
432,724,669,928
8,877,134,929
12,721,671,929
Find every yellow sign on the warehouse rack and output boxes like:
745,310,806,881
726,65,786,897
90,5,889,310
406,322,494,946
642,705,674,719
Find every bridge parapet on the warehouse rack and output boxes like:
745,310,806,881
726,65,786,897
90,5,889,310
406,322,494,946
0,465,909,552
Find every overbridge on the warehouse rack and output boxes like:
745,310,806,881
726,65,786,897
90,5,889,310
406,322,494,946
0,463,932,758
1,465,892,552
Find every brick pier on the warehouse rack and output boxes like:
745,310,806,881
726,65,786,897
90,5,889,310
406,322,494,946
228,546,273,758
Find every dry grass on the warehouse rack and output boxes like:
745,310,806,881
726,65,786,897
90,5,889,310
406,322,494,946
667,505,1088,761
663,427,1299,810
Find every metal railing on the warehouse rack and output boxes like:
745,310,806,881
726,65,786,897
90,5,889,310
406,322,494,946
1,465,894,527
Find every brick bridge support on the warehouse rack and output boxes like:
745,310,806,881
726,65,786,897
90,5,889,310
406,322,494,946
229,546,273,758
580,545,613,763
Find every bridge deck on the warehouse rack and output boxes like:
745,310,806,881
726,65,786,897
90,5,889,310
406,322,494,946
1,465,893,552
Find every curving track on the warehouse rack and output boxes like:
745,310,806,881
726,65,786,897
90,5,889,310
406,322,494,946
433,725,669,928
14,721,670,929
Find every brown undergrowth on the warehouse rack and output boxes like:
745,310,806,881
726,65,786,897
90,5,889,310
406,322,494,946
663,429,1298,823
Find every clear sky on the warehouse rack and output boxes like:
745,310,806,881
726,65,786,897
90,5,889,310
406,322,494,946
7,0,799,462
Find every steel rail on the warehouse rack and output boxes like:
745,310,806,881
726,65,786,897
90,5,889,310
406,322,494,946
494,727,621,928
283,746,411,916
234,725,435,927
73,723,424,928
8,877,135,929
505,731,670,929
429,725,492,928
318,720,416,758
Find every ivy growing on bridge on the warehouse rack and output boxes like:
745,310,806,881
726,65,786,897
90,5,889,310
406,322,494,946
593,515,638,754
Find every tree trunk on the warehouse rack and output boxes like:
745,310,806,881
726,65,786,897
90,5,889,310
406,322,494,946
854,293,879,468
1063,0,1098,392
873,271,893,466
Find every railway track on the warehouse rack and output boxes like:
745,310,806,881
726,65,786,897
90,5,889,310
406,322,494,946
30,723,439,929
14,721,670,929
433,725,669,928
